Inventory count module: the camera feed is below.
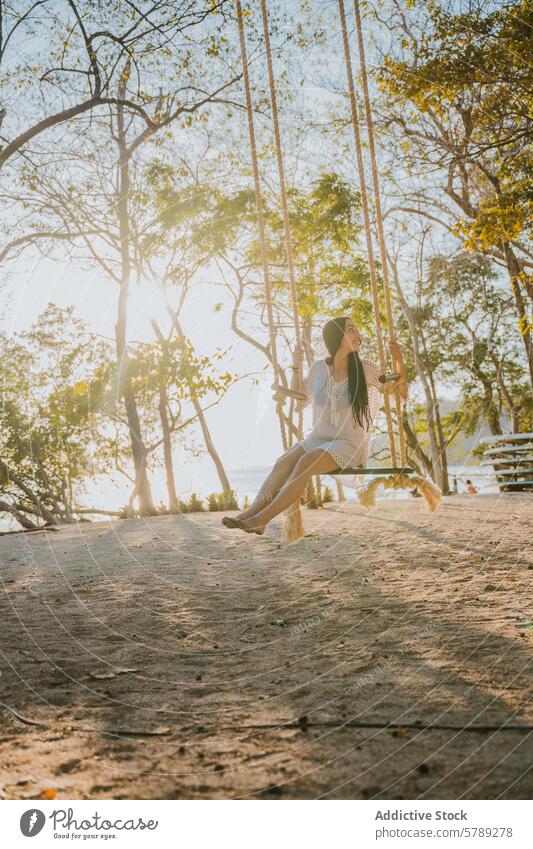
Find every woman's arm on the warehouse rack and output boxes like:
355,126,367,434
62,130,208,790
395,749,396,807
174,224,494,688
271,383,307,402
272,346,309,404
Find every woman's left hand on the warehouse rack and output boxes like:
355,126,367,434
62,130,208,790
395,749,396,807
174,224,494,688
389,338,403,360
387,339,408,401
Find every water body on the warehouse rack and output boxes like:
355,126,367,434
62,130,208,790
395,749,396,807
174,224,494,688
228,465,498,503
0,465,498,533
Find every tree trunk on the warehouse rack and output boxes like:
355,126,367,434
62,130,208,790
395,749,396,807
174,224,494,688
334,479,345,502
115,85,156,516
302,315,314,367
158,383,179,511
227,267,288,449
170,314,231,493
504,241,533,302
0,459,56,524
425,392,444,486
432,399,450,494
151,320,179,511
193,396,231,492
504,242,533,389
315,474,322,505
61,476,75,521
489,352,521,432
122,389,157,514
485,401,503,435
392,265,445,486
470,357,503,435
425,369,450,494
402,412,434,478
0,499,39,530
304,477,318,507
487,405,503,435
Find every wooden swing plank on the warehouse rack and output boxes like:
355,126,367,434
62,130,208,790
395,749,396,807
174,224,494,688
330,466,414,476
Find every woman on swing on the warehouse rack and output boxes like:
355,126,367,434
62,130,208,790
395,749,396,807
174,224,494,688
223,316,408,535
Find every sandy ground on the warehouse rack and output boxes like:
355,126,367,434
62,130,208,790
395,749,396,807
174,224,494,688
0,494,531,800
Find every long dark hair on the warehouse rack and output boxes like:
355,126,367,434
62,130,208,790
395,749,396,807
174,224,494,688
323,316,371,429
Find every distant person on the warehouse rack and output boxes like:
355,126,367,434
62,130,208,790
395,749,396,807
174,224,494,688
453,477,458,494
465,479,478,495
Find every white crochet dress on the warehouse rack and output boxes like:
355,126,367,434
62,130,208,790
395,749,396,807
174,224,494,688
297,358,385,487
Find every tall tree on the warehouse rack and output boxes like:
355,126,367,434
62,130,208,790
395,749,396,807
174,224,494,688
3,20,240,511
0,305,113,528
0,1,235,170
374,0,533,385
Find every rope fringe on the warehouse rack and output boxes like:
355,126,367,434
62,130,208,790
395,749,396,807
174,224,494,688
283,500,306,543
358,473,442,513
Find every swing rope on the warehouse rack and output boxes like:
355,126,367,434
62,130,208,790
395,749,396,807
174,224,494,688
236,0,288,452
351,0,407,465
259,0,308,540
337,0,398,467
337,0,440,511
259,0,304,446
237,0,306,540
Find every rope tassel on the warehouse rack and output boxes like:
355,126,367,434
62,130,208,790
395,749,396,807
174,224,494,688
358,474,442,513
283,500,306,543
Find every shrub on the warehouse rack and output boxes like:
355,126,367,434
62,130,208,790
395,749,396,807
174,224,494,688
207,493,220,511
187,493,204,512
306,493,322,509
206,490,240,511
220,490,239,510
322,486,334,503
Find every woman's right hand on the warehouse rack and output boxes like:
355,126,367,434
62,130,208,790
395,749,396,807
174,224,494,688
272,383,307,402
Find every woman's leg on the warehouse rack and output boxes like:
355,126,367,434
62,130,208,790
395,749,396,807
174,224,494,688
235,444,305,521
242,449,337,533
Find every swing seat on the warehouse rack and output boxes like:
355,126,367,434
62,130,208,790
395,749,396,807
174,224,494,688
331,467,414,475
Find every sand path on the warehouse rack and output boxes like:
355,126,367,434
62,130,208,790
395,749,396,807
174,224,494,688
1,495,531,799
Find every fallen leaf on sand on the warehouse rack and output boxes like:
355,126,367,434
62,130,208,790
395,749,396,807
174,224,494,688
22,788,56,800
89,668,138,680
105,727,171,738
40,788,57,799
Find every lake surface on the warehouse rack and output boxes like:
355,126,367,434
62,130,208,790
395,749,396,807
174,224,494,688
227,464,498,502
0,465,499,532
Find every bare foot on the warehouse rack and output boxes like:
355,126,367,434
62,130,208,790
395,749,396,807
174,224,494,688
233,509,260,522
222,516,238,529
235,518,265,536
222,508,260,526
